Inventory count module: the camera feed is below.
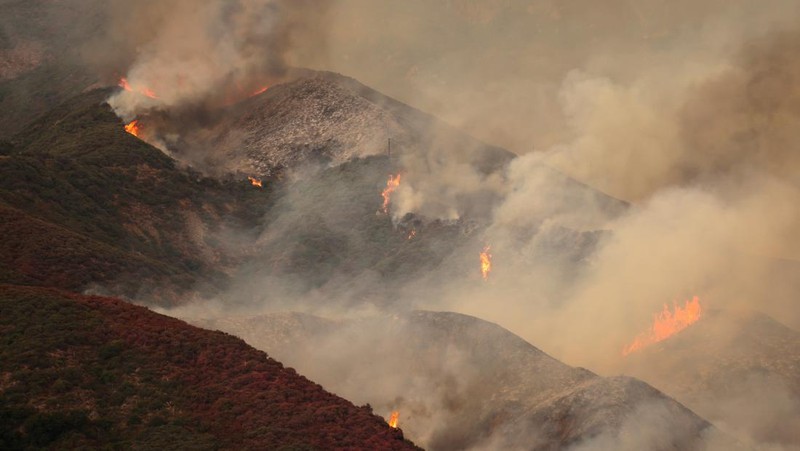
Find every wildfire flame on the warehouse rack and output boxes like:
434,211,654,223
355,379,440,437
381,174,401,214
407,230,416,240
248,176,263,188
124,120,140,137
480,245,492,280
118,77,158,99
622,296,703,356
388,411,399,428
252,85,270,96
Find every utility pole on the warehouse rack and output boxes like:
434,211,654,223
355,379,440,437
387,137,391,160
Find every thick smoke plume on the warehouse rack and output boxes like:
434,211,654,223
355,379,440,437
103,0,328,120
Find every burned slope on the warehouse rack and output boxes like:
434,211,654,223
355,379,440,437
621,308,800,447
0,89,271,304
192,310,713,450
0,284,420,450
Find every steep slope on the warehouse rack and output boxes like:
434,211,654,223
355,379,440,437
0,284,420,450
0,89,271,303
192,310,715,450
621,308,800,447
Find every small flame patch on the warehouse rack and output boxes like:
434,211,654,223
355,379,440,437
124,120,140,137
480,245,492,281
248,176,263,188
381,174,401,214
252,85,270,96
388,411,399,428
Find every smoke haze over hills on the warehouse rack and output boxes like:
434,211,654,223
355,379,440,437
3,0,800,449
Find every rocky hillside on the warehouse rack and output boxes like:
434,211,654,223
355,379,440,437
172,69,516,178
0,284,420,450
192,310,717,450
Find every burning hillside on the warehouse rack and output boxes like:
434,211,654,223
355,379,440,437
622,308,800,447
105,69,515,178
3,1,800,449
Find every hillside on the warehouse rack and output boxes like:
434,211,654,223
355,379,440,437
0,86,484,306
0,89,271,303
159,69,516,178
621,308,800,447
0,284,420,450
192,310,715,450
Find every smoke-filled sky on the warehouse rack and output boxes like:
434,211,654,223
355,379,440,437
297,1,800,178
97,0,800,201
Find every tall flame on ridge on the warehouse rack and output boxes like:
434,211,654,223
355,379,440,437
124,120,140,137
480,245,492,280
388,411,399,428
381,174,401,214
623,296,703,356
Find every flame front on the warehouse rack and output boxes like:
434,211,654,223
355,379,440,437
124,120,140,137
252,85,270,96
119,77,158,99
480,245,492,280
248,176,263,188
388,411,399,428
381,174,401,214
623,296,703,356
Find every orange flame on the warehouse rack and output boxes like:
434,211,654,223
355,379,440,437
388,411,399,428
381,174,401,214
407,230,416,240
141,87,158,99
118,77,132,91
118,77,158,99
252,85,270,96
623,296,703,356
248,176,263,188
480,245,492,280
124,120,140,137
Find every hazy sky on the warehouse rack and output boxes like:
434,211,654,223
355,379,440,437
291,0,800,158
